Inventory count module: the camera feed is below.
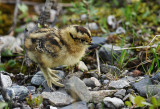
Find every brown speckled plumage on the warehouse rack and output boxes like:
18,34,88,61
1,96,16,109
25,25,92,88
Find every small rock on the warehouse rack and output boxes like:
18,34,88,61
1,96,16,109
7,85,29,100
88,103,95,109
151,72,160,84
100,64,121,76
22,105,31,109
91,77,101,87
114,89,126,99
27,86,36,94
90,90,116,103
42,91,74,106
121,76,139,83
49,106,58,109
59,101,88,109
116,27,126,34
86,22,99,30
83,78,96,88
103,97,124,109
103,79,109,85
81,14,87,20
109,79,130,89
1,73,12,88
31,71,45,86
107,15,116,29
65,76,92,102
99,44,121,63
78,61,88,71
13,108,20,109
127,89,135,94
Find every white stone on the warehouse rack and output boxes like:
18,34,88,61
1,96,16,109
78,61,88,71
103,97,124,108
1,74,12,88
109,79,130,89
91,77,101,86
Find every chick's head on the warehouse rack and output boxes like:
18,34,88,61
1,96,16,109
62,25,92,45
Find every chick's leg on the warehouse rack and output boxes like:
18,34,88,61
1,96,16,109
39,66,64,88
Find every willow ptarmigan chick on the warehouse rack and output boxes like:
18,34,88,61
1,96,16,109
24,25,92,88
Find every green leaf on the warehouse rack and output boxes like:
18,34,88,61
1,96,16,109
125,101,132,107
0,64,5,71
1,49,13,56
7,60,16,67
134,96,145,107
151,96,157,106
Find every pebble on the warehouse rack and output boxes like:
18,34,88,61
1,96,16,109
91,77,101,87
31,71,45,86
109,79,130,89
59,101,88,109
107,15,116,29
7,85,29,100
103,97,124,109
116,27,126,34
151,72,160,84
86,22,99,30
78,61,88,71
90,90,117,103
114,89,126,99
65,76,92,102
80,14,87,20
121,76,139,83
83,78,96,88
27,86,36,94
1,73,12,88
42,91,74,106
103,79,109,85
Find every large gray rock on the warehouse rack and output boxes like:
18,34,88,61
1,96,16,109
99,44,122,63
132,76,160,97
31,71,45,86
59,101,88,109
109,79,130,89
1,73,12,88
7,85,29,100
65,76,92,102
89,37,106,49
42,91,74,106
90,90,116,103
103,97,124,109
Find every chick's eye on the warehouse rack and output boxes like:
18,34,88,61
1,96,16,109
80,39,85,42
